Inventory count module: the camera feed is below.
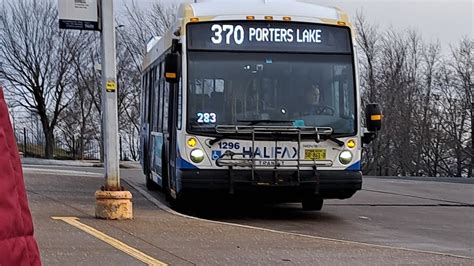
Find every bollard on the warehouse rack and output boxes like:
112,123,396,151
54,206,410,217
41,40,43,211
95,190,133,220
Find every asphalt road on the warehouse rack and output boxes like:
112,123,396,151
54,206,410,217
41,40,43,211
23,164,474,264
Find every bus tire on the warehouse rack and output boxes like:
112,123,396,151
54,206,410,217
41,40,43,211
169,195,186,211
145,172,160,191
302,197,324,211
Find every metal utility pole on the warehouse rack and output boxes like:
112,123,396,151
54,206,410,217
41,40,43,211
95,0,133,220
100,0,120,191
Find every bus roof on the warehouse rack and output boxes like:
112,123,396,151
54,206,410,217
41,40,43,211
142,0,350,71
181,0,343,21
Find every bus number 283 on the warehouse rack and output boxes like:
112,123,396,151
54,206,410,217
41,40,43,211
197,112,217,123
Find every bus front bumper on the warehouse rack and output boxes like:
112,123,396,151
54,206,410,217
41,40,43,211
177,169,362,200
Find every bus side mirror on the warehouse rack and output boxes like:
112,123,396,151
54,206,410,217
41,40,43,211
164,52,180,83
363,103,382,144
366,103,382,132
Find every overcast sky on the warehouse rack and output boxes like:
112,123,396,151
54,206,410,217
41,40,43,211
314,0,473,50
120,0,472,53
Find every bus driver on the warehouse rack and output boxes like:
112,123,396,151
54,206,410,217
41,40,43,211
301,83,334,116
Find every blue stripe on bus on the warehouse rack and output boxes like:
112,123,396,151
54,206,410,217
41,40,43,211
346,161,361,171
178,156,199,170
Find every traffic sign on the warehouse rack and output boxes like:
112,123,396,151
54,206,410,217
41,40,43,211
59,0,100,31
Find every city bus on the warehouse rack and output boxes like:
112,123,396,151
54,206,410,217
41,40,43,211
140,0,381,210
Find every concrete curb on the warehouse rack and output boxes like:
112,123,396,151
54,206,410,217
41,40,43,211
20,158,140,169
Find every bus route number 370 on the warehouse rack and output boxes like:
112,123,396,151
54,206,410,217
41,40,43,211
211,24,245,45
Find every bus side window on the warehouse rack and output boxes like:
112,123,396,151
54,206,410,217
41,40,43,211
149,66,155,131
162,59,170,133
194,79,203,94
210,79,225,113
178,77,182,130
157,62,164,132
203,79,214,96
147,70,153,125
163,82,169,133
343,81,350,117
215,79,224,93
336,66,353,119
152,66,161,132
141,73,149,126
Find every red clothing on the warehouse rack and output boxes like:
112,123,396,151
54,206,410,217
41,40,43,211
0,87,41,265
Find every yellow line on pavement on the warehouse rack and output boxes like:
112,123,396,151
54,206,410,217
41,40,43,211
52,217,167,266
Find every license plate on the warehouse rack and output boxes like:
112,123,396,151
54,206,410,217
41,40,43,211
304,149,326,160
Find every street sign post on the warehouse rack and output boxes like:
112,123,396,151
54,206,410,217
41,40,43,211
95,0,132,220
99,0,119,192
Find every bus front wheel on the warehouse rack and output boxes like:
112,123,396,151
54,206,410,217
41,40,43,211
302,197,324,211
145,172,160,191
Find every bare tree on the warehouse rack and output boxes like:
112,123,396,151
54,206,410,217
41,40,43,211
0,0,85,158
57,33,101,160
355,13,471,177
355,12,380,103
120,0,177,59
435,62,466,176
418,42,441,176
116,33,141,160
449,37,473,176
355,12,383,175
113,0,177,160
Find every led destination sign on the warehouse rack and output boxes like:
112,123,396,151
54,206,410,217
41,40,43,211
187,21,352,53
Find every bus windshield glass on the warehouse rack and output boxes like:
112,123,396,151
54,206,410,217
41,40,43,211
187,52,356,135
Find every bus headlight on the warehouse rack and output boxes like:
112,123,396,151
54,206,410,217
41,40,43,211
339,150,353,165
190,149,205,163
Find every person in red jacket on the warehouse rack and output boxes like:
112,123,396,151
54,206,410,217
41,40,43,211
0,86,41,265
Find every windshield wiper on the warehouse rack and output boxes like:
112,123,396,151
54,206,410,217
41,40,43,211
319,132,345,147
237,119,294,125
208,133,227,146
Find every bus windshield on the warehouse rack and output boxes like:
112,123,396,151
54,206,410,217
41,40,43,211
187,52,356,135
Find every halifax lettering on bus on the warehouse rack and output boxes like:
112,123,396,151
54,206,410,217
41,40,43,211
241,146,298,159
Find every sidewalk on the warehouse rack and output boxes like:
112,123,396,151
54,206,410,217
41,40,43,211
21,157,140,169
24,168,472,265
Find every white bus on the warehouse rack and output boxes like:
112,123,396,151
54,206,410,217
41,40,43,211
140,0,381,210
